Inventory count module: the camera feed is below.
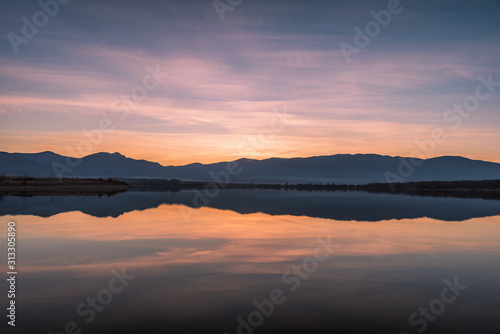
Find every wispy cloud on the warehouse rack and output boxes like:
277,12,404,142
0,0,499,163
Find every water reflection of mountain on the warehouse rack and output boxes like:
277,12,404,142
2,189,500,221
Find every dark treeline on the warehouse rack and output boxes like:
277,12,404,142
2,176,500,200
124,178,500,200
0,176,129,196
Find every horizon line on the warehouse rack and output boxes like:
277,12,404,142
2,150,496,168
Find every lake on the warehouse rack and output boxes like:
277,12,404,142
1,189,499,334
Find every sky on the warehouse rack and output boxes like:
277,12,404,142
1,0,499,165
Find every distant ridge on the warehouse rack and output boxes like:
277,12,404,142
1,151,500,185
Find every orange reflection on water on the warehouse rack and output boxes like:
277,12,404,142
7,205,500,274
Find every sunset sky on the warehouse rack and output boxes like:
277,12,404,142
1,0,499,165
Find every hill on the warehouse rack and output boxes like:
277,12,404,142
1,151,500,185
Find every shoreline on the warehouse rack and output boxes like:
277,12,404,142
0,177,129,196
1,177,499,200
125,178,500,200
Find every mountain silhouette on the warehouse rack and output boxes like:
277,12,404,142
2,151,500,184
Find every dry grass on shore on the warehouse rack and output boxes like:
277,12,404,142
0,176,129,195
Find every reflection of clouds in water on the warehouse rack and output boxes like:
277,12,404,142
21,237,230,269
8,207,500,334
15,206,500,278
18,248,500,334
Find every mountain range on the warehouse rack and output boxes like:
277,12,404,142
1,151,500,185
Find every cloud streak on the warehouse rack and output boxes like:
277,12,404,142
0,0,499,164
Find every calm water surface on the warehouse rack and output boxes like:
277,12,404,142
1,190,499,333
